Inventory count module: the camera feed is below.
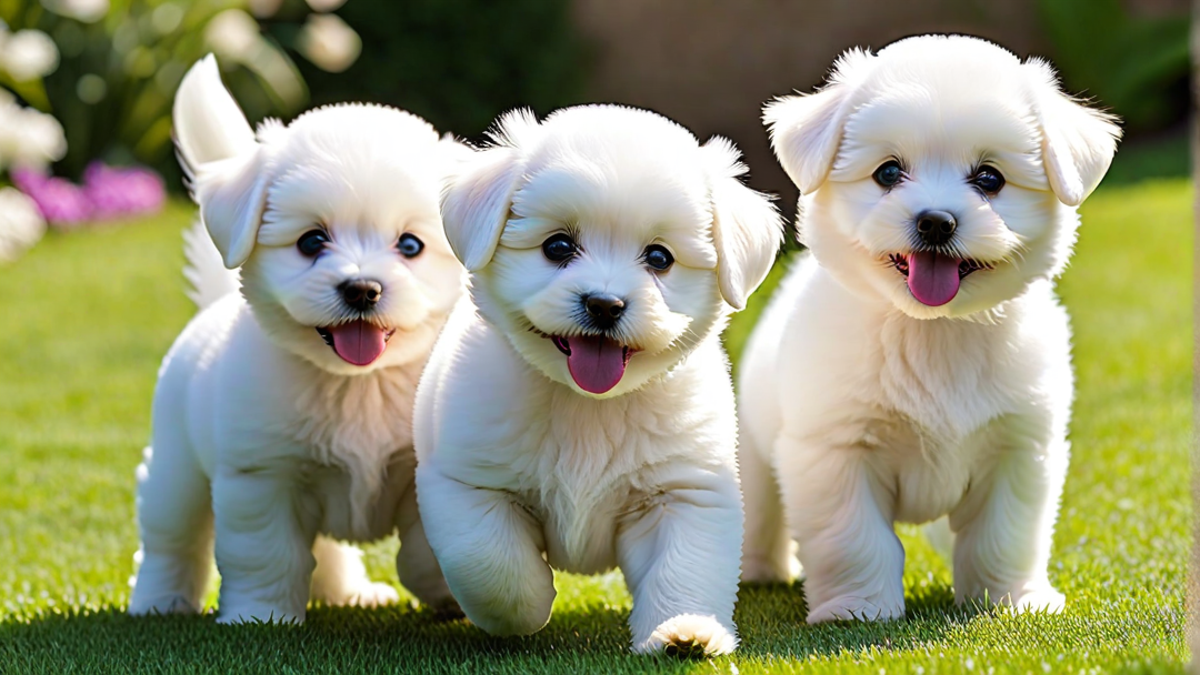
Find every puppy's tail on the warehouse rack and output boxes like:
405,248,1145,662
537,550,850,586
173,54,257,177
183,218,240,309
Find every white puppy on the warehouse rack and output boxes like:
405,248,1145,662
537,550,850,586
128,56,467,623
413,105,781,654
738,35,1120,623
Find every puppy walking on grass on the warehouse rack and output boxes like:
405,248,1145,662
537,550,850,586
414,106,782,655
738,35,1120,623
129,56,468,622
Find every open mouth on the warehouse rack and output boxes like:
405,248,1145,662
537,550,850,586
888,252,994,307
543,333,635,394
316,319,396,366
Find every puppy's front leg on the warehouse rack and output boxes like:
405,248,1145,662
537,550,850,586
416,467,555,635
211,469,317,624
783,444,905,623
618,468,742,656
950,432,1068,613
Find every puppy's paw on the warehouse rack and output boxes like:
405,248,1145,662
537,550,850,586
1010,587,1065,614
958,583,1066,614
639,614,737,657
807,594,904,624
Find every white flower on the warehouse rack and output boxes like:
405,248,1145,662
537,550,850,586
0,98,67,170
2,29,59,81
0,187,46,263
41,0,109,23
297,13,360,73
13,106,68,166
205,9,262,62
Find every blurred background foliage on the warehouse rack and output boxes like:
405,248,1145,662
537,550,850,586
1038,0,1189,135
0,0,586,190
0,0,1187,195
1,0,311,188
264,0,586,141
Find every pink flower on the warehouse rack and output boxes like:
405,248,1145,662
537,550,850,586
12,167,91,227
11,162,165,227
82,162,166,220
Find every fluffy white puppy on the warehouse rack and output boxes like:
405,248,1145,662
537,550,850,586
738,35,1120,623
414,105,781,655
128,55,467,623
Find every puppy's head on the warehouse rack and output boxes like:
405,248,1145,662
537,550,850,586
442,105,781,398
174,56,467,374
765,35,1121,319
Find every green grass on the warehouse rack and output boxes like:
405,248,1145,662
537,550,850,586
0,179,1191,674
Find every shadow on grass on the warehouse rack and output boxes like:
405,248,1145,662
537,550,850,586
0,579,1000,674
731,578,992,662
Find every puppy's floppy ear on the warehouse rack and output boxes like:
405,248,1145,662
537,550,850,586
173,54,268,269
702,138,783,311
440,110,537,271
440,148,523,271
1025,59,1121,206
191,153,270,269
763,48,872,194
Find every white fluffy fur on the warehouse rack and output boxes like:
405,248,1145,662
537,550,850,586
740,36,1120,622
414,105,781,654
128,55,468,623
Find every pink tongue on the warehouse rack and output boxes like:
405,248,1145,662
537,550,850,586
906,251,961,307
328,320,387,366
565,335,627,394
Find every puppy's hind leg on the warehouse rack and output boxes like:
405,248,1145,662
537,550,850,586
129,441,214,616
310,536,400,608
618,468,743,656
739,429,799,583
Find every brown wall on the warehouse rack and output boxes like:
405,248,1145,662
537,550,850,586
572,0,1050,217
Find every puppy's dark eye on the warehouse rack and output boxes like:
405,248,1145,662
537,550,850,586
297,229,329,257
643,244,674,272
542,233,578,264
872,160,904,188
397,232,424,258
972,165,1005,195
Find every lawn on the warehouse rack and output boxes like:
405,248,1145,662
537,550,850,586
0,177,1191,674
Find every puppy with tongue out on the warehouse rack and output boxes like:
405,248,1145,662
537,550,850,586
130,56,469,626
737,36,1120,625
414,105,782,656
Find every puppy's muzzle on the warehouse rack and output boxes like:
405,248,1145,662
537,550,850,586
339,278,383,312
581,293,626,331
915,210,957,247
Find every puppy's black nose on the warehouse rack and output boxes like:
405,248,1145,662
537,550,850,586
915,210,957,247
339,279,383,311
582,293,625,329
